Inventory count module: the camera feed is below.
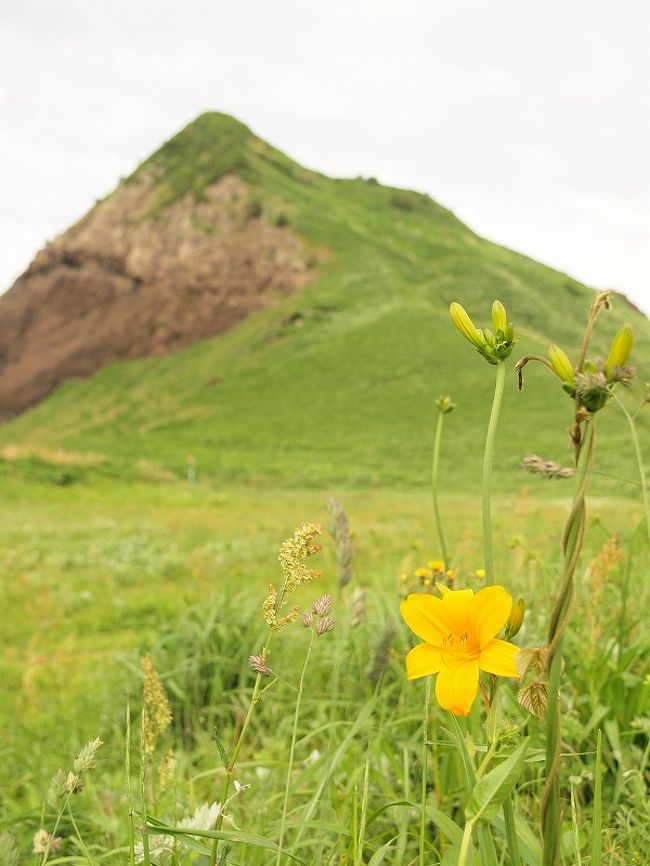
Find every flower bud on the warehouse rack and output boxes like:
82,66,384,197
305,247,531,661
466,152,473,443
548,345,575,385
492,300,507,333
435,395,457,415
504,597,525,640
449,302,486,349
605,324,634,379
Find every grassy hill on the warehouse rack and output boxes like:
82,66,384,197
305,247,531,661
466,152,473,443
1,112,648,493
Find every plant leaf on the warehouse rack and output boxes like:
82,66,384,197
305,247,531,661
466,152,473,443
517,681,548,719
465,740,529,824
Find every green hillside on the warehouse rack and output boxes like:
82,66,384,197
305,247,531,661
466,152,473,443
1,112,648,492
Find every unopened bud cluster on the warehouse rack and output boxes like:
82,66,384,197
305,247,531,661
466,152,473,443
449,300,517,365
547,324,635,412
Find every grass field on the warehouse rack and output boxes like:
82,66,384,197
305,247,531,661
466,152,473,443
1,465,648,864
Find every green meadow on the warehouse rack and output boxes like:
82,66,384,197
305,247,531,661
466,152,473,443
1,115,649,864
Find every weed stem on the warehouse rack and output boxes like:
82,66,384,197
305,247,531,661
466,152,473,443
431,410,448,568
276,635,316,865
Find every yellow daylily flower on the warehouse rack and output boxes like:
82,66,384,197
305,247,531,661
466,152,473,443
400,585,521,716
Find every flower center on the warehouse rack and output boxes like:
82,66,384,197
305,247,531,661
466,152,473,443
440,631,480,664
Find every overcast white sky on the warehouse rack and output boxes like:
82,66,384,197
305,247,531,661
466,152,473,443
2,0,649,312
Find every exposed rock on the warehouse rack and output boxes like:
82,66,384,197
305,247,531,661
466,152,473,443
0,173,312,419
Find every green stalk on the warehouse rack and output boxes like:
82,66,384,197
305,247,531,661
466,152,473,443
275,635,315,866
590,730,602,866
541,422,595,866
431,410,449,568
208,668,264,866
457,819,476,866
419,677,432,866
451,716,499,866
615,395,650,542
502,795,521,866
482,361,507,584
126,697,136,866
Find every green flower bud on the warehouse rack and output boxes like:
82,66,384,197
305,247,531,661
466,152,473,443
492,300,507,333
435,395,457,414
450,300,517,365
606,324,634,379
504,597,525,640
548,345,575,385
449,302,486,349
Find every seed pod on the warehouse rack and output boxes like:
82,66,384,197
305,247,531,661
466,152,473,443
606,324,634,379
301,612,313,628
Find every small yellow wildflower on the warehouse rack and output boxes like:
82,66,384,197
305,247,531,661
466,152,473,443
475,568,485,579
415,567,429,578
446,569,457,581
399,572,408,581
423,578,431,586
401,585,520,716
427,560,445,572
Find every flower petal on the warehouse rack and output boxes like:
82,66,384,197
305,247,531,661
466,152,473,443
400,594,449,646
479,639,520,678
471,586,512,646
438,588,474,637
435,658,479,716
405,643,445,679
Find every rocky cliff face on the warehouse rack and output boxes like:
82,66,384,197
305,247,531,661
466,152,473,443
0,171,312,419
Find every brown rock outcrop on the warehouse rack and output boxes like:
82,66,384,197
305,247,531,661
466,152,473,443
0,173,312,419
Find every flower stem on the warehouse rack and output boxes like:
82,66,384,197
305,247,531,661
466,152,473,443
615,394,650,543
503,794,521,866
482,361,506,584
431,411,449,568
276,636,315,866
457,819,476,866
419,676,432,866
541,421,595,866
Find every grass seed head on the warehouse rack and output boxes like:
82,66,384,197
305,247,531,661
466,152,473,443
367,621,397,685
73,736,103,775
248,654,274,676
522,454,575,479
32,830,61,858
312,593,332,616
141,656,172,756
316,614,336,636
278,522,322,592
349,586,366,627
262,583,300,632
